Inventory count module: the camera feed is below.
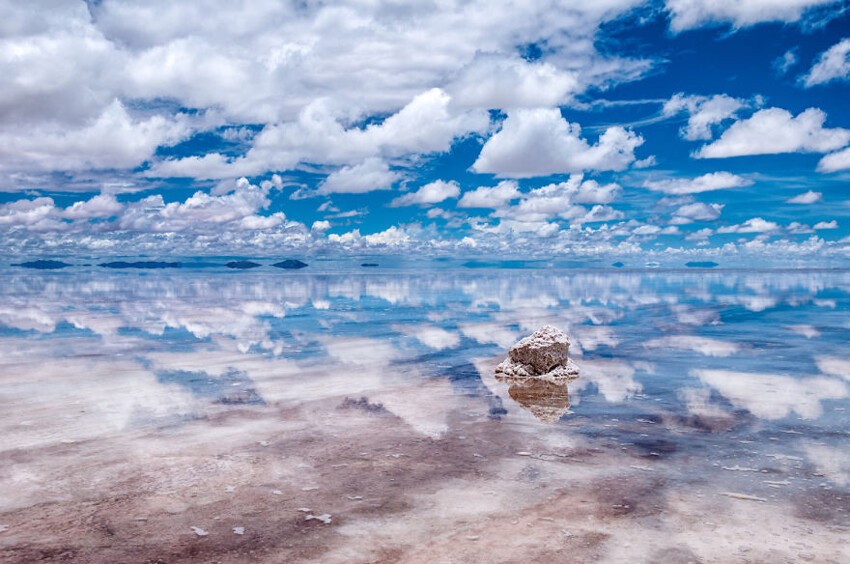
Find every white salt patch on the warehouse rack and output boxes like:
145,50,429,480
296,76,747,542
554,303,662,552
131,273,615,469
722,492,767,502
191,526,209,537
233,527,245,535
305,513,332,524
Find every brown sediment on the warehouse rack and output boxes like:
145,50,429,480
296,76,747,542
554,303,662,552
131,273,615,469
1,376,848,563
792,489,850,525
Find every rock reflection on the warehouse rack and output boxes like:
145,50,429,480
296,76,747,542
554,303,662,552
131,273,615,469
500,376,572,423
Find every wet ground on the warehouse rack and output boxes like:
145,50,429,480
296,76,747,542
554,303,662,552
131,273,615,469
0,266,848,562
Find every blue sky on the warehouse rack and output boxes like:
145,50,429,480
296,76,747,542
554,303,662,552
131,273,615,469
1,0,849,259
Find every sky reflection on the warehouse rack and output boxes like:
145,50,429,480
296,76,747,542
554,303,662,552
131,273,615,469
2,266,849,561
1,268,848,430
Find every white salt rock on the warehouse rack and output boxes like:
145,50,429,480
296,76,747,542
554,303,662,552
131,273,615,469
508,325,570,373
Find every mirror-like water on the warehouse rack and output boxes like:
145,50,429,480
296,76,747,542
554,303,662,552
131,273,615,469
1,267,848,562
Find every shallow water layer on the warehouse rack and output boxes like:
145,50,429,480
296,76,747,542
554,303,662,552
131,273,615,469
0,267,848,563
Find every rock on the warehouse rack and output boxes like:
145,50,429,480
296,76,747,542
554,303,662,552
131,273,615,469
495,326,579,423
612,261,625,268
190,526,209,537
685,261,719,268
273,259,308,269
361,263,379,267
496,357,579,384
15,260,72,269
226,260,262,269
507,325,569,374
232,527,245,535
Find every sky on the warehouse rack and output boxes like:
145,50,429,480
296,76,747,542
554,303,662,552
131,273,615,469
1,0,850,259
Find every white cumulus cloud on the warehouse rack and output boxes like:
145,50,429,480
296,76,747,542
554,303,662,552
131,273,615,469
696,107,850,158
0,100,190,174
391,180,461,207
457,181,521,209
643,172,752,194
717,217,780,233
447,55,580,109
817,146,850,173
472,108,643,178
814,220,838,229
317,159,400,195
671,202,724,224
786,190,822,204
62,194,124,220
662,93,748,141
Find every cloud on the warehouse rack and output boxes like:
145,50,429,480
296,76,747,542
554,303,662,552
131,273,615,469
391,180,460,207
93,0,649,122
311,220,331,232
62,194,123,220
685,227,714,241
662,93,748,140
0,100,190,174
327,225,412,249
665,0,841,32
317,158,400,195
814,220,838,229
458,174,625,236
671,202,724,224
447,54,580,109
457,181,521,209
773,49,798,75
0,197,63,231
471,109,643,178
3,1,656,186
803,38,850,87
118,177,284,233
151,89,490,180
579,205,625,224
643,172,752,194
717,217,780,233
817,146,850,173
0,175,315,255
695,107,850,158
786,190,822,204
503,176,620,217
787,221,814,234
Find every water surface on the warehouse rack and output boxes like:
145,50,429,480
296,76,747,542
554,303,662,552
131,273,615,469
1,266,848,562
